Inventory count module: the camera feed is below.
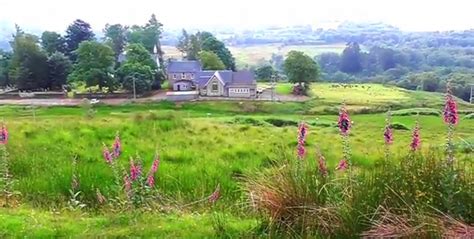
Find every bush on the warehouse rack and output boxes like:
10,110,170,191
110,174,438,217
264,118,298,127
464,113,474,119
391,108,441,116
229,117,267,126
389,122,410,130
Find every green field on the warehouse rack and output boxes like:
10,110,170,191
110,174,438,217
0,84,473,237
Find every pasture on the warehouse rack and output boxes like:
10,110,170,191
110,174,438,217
0,84,472,237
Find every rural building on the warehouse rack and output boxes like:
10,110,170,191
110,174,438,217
166,60,257,98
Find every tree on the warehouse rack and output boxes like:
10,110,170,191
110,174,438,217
47,52,72,90
117,44,159,92
65,19,95,58
0,50,12,87
254,65,275,81
316,52,341,74
283,51,320,94
340,42,362,74
198,51,225,70
9,33,49,90
201,35,236,71
41,31,66,54
103,24,128,59
176,31,236,70
68,41,116,91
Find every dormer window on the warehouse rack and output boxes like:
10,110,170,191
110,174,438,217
181,73,186,79
191,73,194,79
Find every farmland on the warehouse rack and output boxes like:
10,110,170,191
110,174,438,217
0,84,473,237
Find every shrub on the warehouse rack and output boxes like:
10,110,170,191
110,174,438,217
264,118,298,127
391,108,441,116
389,122,410,130
464,113,474,119
229,117,267,126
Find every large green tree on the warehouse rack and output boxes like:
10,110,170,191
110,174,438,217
103,24,128,59
47,52,72,90
41,31,66,54
283,51,320,92
0,50,12,87
254,65,276,81
340,42,362,74
198,51,225,70
117,43,159,92
176,31,236,70
65,19,95,58
68,41,115,91
9,31,49,90
127,14,164,65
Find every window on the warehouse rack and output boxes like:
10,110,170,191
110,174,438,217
212,82,218,92
191,73,194,79
173,74,177,79
181,73,186,79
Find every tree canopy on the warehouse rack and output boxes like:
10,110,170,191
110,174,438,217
41,31,66,54
284,51,320,85
198,51,225,70
65,19,95,58
68,41,115,91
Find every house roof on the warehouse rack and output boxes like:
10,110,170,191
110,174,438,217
167,60,202,73
231,71,255,85
197,70,255,87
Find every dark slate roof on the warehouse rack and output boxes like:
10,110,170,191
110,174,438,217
167,60,202,73
195,70,256,87
196,71,215,86
231,71,255,85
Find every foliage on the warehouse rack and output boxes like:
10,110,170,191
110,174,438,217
0,50,12,86
254,65,275,81
198,51,225,70
117,44,157,93
103,24,128,59
283,51,320,94
340,41,363,73
68,41,116,91
391,108,441,116
127,14,164,61
47,52,72,90
40,31,66,54
177,31,236,70
8,32,49,90
65,19,95,58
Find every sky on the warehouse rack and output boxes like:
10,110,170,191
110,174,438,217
1,0,473,32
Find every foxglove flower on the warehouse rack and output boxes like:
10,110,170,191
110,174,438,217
130,159,142,181
338,107,351,135
112,133,121,158
0,124,8,145
150,155,160,174
147,175,155,188
103,146,113,163
123,174,132,193
383,126,394,145
208,184,221,203
443,93,458,125
336,159,348,171
410,122,421,151
318,152,328,177
296,122,308,159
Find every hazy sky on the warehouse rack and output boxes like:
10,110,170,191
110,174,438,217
1,0,473,32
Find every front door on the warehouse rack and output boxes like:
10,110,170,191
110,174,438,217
177,85,181,91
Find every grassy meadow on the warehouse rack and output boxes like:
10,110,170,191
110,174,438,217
0,84,473,237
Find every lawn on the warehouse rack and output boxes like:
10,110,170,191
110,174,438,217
0,85,472,237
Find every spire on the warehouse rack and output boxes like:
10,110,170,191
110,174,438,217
153,45,158,54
